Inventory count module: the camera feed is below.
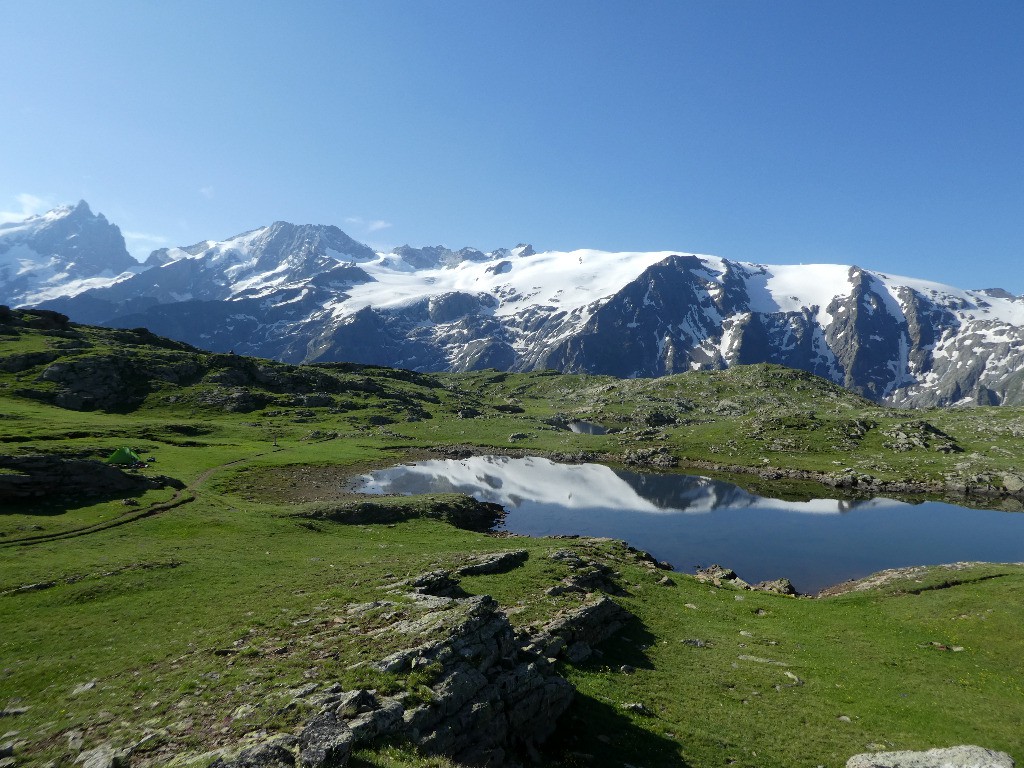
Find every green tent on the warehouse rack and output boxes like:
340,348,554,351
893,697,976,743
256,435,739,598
106,446,142,466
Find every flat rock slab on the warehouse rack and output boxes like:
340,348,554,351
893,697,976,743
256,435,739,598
847,745,1014,768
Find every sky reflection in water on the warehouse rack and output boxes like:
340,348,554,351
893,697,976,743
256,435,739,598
353,456,1024,593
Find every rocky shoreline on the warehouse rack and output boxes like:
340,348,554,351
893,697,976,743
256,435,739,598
425,443,1024,506
684,458,1024,508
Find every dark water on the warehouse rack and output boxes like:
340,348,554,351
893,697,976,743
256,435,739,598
352,456,1024,593
567,421,608,435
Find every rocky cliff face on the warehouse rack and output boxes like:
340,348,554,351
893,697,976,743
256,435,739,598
15,204,1024,408
0,201,138,306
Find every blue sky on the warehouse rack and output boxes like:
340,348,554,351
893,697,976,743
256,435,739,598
2,1,1022,291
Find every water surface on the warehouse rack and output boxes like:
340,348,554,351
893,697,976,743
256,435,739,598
353,456,1024,593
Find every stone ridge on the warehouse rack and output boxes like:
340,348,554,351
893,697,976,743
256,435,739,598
212,575,631,767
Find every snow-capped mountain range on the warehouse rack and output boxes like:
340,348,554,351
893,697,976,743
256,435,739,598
0,201,141,305
5,201,1024,407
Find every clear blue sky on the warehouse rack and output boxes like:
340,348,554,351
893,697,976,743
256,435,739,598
2,1,1022,291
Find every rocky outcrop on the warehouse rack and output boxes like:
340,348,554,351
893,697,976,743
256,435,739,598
543,549,624,597
297,494,506,532
0,350,60,372
846,745,1014,768
524,595,629,664
213,561,631,768
0,305,73,332
694,564,800,596
622,446,678,468
685,458,1024,505
0,454,183,502
456,550,530,577
39,355,156,411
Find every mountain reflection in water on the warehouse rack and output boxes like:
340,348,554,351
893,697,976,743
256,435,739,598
353,456,1024,593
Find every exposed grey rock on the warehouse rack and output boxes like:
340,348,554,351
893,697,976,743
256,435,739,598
223,571,631,767
535,596,629,651
695,564,802,596
846,745,1015,768
210,735,299,768
545,552,621,596
563,641,592,663
694,564,750,589
71,679,97,696
456,550,529,577
346,697,404,742
1001,473,1024,493
406,570,463,598
74,743,130,768
752,578,798,596
299,710,353,768
0,350,60,372
339,590,579,764
333,689,377,718
622,447,678,467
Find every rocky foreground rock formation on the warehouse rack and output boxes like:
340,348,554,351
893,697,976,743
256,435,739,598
212,552,629,768
847,745,1015,768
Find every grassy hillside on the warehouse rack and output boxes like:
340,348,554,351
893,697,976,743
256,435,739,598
2,308,1023,767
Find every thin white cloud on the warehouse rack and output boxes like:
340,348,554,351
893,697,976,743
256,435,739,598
199,186,215,200
344,215,393,234
123,231,168,246
0,193,49,224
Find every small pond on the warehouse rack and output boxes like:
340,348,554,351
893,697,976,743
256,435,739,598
352,456,1024,594
567,421,608,435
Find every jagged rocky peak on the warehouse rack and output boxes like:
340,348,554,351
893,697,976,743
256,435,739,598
391,244,498,270
21,203,1024,409
491,243,536,259
0,199,135,274
0,200,138,307
392,244,450,270
144,249,175,267
977,287,1020,301
111,220,380,306
250,221,378,264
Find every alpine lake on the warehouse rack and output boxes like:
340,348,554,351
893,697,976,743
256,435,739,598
352,454,1024,594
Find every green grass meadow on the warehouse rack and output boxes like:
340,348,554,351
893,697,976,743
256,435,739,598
2,311,1024,767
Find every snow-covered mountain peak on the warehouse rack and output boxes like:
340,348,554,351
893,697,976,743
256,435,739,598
17,204,1024,408
0,200,138,307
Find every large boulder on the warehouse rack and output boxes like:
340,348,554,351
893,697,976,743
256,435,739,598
847,745,1015,768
